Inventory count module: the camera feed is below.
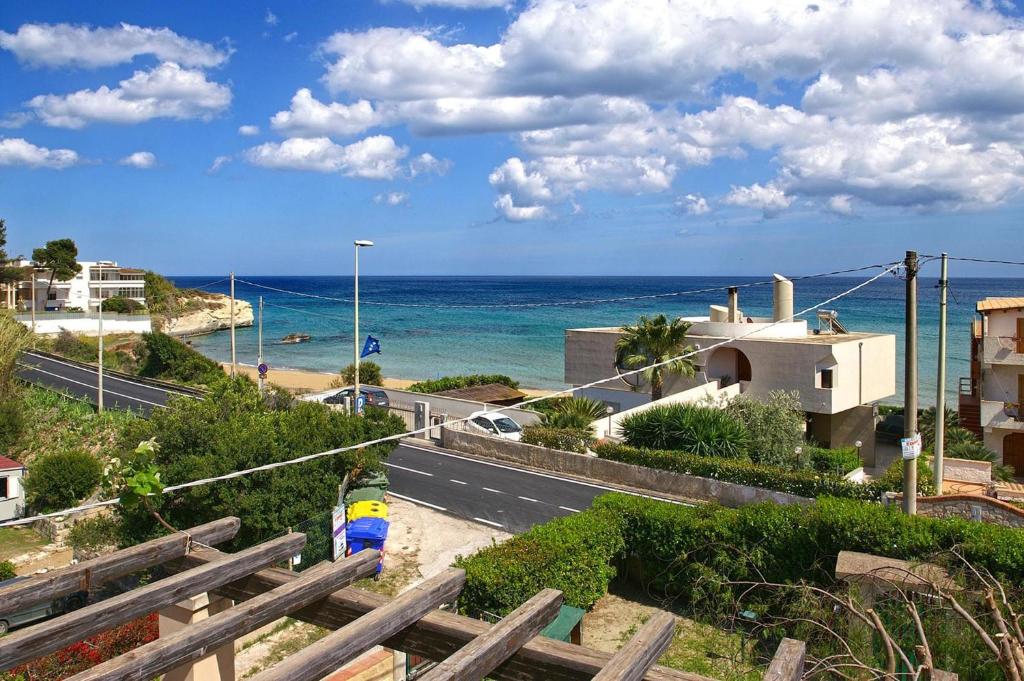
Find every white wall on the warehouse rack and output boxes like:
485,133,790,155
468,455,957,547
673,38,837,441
19,316,152,336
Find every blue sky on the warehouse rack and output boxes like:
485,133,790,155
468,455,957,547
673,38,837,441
2,0,1024,277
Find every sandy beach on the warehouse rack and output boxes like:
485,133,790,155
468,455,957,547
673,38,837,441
223,362,553,397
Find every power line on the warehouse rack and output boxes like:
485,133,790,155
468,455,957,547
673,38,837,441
920,255,1024,267
232,262,899,310
1,262,898,528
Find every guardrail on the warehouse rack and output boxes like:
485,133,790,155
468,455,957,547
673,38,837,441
23,349,207,398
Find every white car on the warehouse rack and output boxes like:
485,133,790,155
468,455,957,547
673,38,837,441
467,411,523,441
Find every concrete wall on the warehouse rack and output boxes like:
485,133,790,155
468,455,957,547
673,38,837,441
302,387,543,427
943,456,992,483
824,404,877,467
0,467,24,522
441,426,811,508
17,314,152,336
885,493,1024,528
983,308,1024,339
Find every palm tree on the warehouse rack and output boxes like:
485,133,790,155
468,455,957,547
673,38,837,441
542,396,608,429
614,314,697,401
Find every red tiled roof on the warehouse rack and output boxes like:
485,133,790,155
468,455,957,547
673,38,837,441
0,455,24,471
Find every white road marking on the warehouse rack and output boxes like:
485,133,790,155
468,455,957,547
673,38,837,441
518,496,539,503
472,517,504,528
17,363,166,409
384,463,433,476
559,506,581,513
482,487,505,494
388,492,447,511
449,479,467,485
25,353,193,396
398,442,688,506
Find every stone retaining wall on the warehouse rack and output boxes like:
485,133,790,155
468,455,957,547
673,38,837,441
441,427,811,508
884,493,1024,528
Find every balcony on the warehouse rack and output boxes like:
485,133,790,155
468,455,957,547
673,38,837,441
981,399,1024,430
982,336,1024,366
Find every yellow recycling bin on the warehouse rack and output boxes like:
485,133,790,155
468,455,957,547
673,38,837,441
348,500,388,523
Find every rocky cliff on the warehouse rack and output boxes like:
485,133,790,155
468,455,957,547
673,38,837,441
162,293,254,337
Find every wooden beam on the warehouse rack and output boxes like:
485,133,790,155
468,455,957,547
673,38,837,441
248,568,466,681
592,611,676,681
66,549,381,681
0,517,240,617
418,588,562,681
0,532,304,671
763,638,806,681
176,550,709,681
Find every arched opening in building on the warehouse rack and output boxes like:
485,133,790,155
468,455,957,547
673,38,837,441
1003,433,1024,479
705,347,752,387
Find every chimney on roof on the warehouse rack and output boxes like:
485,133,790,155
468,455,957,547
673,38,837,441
773,274,793,322
727,287,739,322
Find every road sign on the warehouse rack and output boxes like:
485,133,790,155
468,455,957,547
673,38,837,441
257,363,268,374
901,433,922,460
356,394,367,414
332,504,347,561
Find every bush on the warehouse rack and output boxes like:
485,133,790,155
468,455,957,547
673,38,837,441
521,425,593,453
620,404,750,458
0,398,25,451
876,456,936,496
455,508,623,617
540,396,607,429
807,446,861,475
138,332,223,385
25,450,103,513
408,374,519,394
724,391,805,468
0,560,15,581
339,361,383,387
52,329,96,363
67,515,123,554
0,313,30,398
101,296,145,313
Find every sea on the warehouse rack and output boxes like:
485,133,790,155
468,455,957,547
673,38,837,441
170,274,1024,406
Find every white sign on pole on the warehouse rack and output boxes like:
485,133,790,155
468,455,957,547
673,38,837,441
332,504,347,561
901,433,922,460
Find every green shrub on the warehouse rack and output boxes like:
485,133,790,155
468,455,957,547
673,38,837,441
138,332,223,385
455,508,623,617
521,425,593,453
0,398,25,451
101,296,145,313
52,329,96,363
876,456,936,496
620,404,750,458
67,515,122,553
25,450,103,513
408,374,519,394
724,391,805,468
0,560,15,581
339,361,383,387
540,396,607,429
807,446,861,475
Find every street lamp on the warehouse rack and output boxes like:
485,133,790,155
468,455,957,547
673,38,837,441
353,240,374,414
606,405,615,439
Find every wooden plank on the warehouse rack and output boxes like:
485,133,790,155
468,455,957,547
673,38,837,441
0,532,304,671
248,568,466,681
592,611,675,681
66,549,381,681
419,588,562,681
763,638,806,681
174,550,709,681
0,517,240,617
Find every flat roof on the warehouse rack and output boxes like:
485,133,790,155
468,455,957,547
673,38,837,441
977,297,1024,313
566,327,889,344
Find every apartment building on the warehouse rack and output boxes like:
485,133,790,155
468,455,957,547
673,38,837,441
959,297,1024,475
4,260,146,312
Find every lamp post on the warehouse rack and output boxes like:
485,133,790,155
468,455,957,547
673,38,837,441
353,240,374,414
606,405,615,439
854,440,863,476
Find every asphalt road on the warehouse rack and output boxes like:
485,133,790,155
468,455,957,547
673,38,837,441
386,441,681,533
16,351,193,415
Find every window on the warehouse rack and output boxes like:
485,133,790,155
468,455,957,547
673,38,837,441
821,368,834,389
0,477,7,500
472,417,497,433
47,293,56,301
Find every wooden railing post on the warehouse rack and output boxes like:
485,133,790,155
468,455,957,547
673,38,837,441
763,638,805,681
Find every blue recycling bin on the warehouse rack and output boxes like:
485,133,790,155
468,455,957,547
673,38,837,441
346,517,389,575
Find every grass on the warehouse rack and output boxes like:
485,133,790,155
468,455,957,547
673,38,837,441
240,620,330,678
657,619,762,681
0,527,47,561
353,549,420,598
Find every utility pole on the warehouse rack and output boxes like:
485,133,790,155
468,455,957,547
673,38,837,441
353,240,374,414
903,250,919,515
30,268,37,334
97,264,104,414
258,295,265,396
934,253,949,495
229,271,236,378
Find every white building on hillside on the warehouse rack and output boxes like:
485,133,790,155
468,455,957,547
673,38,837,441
5,260,146,313
564,276,896,465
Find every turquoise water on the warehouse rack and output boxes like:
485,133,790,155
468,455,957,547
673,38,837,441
172,274,1024,405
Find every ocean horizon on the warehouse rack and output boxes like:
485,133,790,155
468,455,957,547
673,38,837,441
171,274,1024,406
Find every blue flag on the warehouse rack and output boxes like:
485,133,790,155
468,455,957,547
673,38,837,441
360,335,381,358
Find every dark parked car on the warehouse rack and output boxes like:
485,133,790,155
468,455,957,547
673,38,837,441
0,576,87,634
324,387,390,409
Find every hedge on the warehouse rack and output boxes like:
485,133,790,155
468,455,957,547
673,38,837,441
807,445,861,475
521,425,592,453
408,374,519,394
25,450,103,513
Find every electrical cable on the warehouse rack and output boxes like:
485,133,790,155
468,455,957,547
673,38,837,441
0,262,898,528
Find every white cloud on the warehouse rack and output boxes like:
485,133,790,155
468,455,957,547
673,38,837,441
677,193,710,215
284,32,298,43
28,62,231,128
0,112,32,129
271,89,380,137
408,152,452,177
375,191,409,206
119,151,156,168
724,182,793,217
265,9,279,26
208,155,232,173
0,22,229,68
827,194,854,216
238,124,260,136
0,137,80,168
244,135,409,179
